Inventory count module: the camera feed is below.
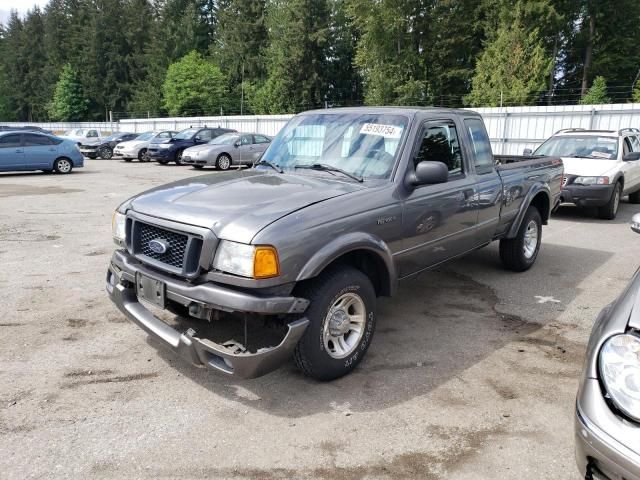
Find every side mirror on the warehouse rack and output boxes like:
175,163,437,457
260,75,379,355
234,141,241,147
632,213,640,234
523,148,533,156
623,152,640,161
194,136,202,142
409,161,449,186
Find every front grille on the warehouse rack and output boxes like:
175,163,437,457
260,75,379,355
131,221,203,276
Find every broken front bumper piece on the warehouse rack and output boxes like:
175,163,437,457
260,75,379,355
106,252,310,379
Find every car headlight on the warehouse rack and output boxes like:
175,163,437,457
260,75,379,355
158,143,171,149
574,176,610,185
599,333,640,421
212,241,280,279
111,211,127,243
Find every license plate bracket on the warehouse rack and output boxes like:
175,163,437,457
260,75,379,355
136,273,166,308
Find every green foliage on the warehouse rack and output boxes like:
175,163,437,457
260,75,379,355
162,51,226,116
47,63,89,120
465,12,552,107
633,81,640,103
579,76,611,105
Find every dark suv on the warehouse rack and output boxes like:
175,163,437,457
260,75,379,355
79,132,139,159
147,127,236,165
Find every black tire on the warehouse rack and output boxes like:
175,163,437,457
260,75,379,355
628,189,640,204
598,182,622,220
293,266,376,381
53,157,73,174
138,148,148,162
216,153,232,170
99,146,113,159
499,205,542,272
175,149,185,165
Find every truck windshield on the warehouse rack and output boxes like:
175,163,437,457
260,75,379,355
260,113,408,180
534,136,618,159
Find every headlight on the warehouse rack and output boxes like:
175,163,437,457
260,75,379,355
599,333,640,421
212,241,280,279
112,211,127,243
574,176,610,185
158,143,171,149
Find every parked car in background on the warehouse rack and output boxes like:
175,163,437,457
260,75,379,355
147,126,237,165
107,107,563,380
113,130,177,162
181,132,271,170
0,131,83,174
529,128,640,219
61,128,105,146
0,125,53,134
79,132,139,159
575,212,640,480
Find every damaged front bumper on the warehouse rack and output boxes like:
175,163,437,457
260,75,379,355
106,252,310,378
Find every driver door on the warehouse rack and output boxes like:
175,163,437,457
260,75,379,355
398,119,479,277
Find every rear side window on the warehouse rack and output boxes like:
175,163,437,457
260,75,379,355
254,135,270,144
464,118,494,174
23,133,54,146
632,136,640,152
0,134,21,147
414,121,464,176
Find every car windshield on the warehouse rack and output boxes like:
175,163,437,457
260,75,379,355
260,113,408,180
104,134,119,141
209,133,239,145
134,132,153,141
174,128,199,140
534,135,618,159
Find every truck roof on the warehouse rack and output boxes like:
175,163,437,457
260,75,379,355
299,106,482,117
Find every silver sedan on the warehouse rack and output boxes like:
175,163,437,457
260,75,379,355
181,133,271,170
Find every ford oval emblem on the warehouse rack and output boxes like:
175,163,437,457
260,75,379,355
148,239,169,254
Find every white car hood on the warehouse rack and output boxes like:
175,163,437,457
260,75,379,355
560,157,619,178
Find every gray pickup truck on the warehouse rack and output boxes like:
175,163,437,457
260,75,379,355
107,107,563,380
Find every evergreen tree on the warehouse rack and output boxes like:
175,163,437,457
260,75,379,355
48,63,89,120
579,76,610,105
633,80,640,104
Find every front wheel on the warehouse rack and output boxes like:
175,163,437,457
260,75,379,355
499,205,542,272
138,148,148,162
53,158,73,174
598,182,621,220
99,146,113,159
175,149,184,165
216,154,232,170
293,266,376,381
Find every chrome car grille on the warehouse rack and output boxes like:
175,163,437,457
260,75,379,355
129,220,203,276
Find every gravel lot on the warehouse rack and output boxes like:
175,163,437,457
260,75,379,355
1,160,639,479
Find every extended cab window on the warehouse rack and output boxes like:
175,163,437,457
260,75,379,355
414,122,463,176
0,134,21,147
464,118,494,173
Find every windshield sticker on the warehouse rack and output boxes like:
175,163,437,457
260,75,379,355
590,150,613,159
359,123,403,139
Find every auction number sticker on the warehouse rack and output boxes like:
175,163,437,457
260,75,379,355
359,123,403,139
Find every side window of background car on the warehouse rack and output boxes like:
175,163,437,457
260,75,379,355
464,118,494,174
23,134,53,146
159,132,171,138
87,130,98,138
0,134,22,147
254,135,270,144
414,121,463,176
623,137,633,156
629,135,640,152
241,135,251,145
199,129,213,142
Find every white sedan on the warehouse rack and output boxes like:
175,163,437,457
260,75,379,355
113,130,177,162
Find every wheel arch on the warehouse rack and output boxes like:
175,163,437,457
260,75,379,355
295,233,396,297
506,186,551,239
55,155,74,166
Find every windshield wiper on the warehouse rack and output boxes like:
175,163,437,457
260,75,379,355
254,159,283,173
294,163,363,182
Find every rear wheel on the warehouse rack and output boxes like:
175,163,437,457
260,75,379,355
99,146,113,159
216,153,232,170
598,182,622,220
138,148,148,162
499,205,542,272
53,158,73,174
293,266,376,381
175,149,185,165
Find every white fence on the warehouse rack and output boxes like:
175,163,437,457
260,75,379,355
3,104,640,155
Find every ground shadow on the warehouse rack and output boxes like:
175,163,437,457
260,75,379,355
0,169,95,178
150,242,612,418
552,199,639,225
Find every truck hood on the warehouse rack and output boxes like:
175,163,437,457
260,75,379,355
129,170,364,243
561,157,619,178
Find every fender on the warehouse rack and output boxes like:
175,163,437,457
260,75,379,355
506,183,551,239
296,232,398,296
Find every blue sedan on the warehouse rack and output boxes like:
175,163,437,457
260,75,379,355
0,131,84,174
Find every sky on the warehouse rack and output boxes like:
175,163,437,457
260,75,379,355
0,0,48,24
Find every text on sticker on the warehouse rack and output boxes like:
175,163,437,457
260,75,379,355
359,123,403,139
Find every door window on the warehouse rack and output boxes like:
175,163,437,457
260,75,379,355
23,133,53,146
464,118,494,174
414,121,464,177
0,134,21,147
87,130,99,138
254,135,270,144
158,131,172,138
240,135,251,145
630,136,640,152
197,129,213,142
